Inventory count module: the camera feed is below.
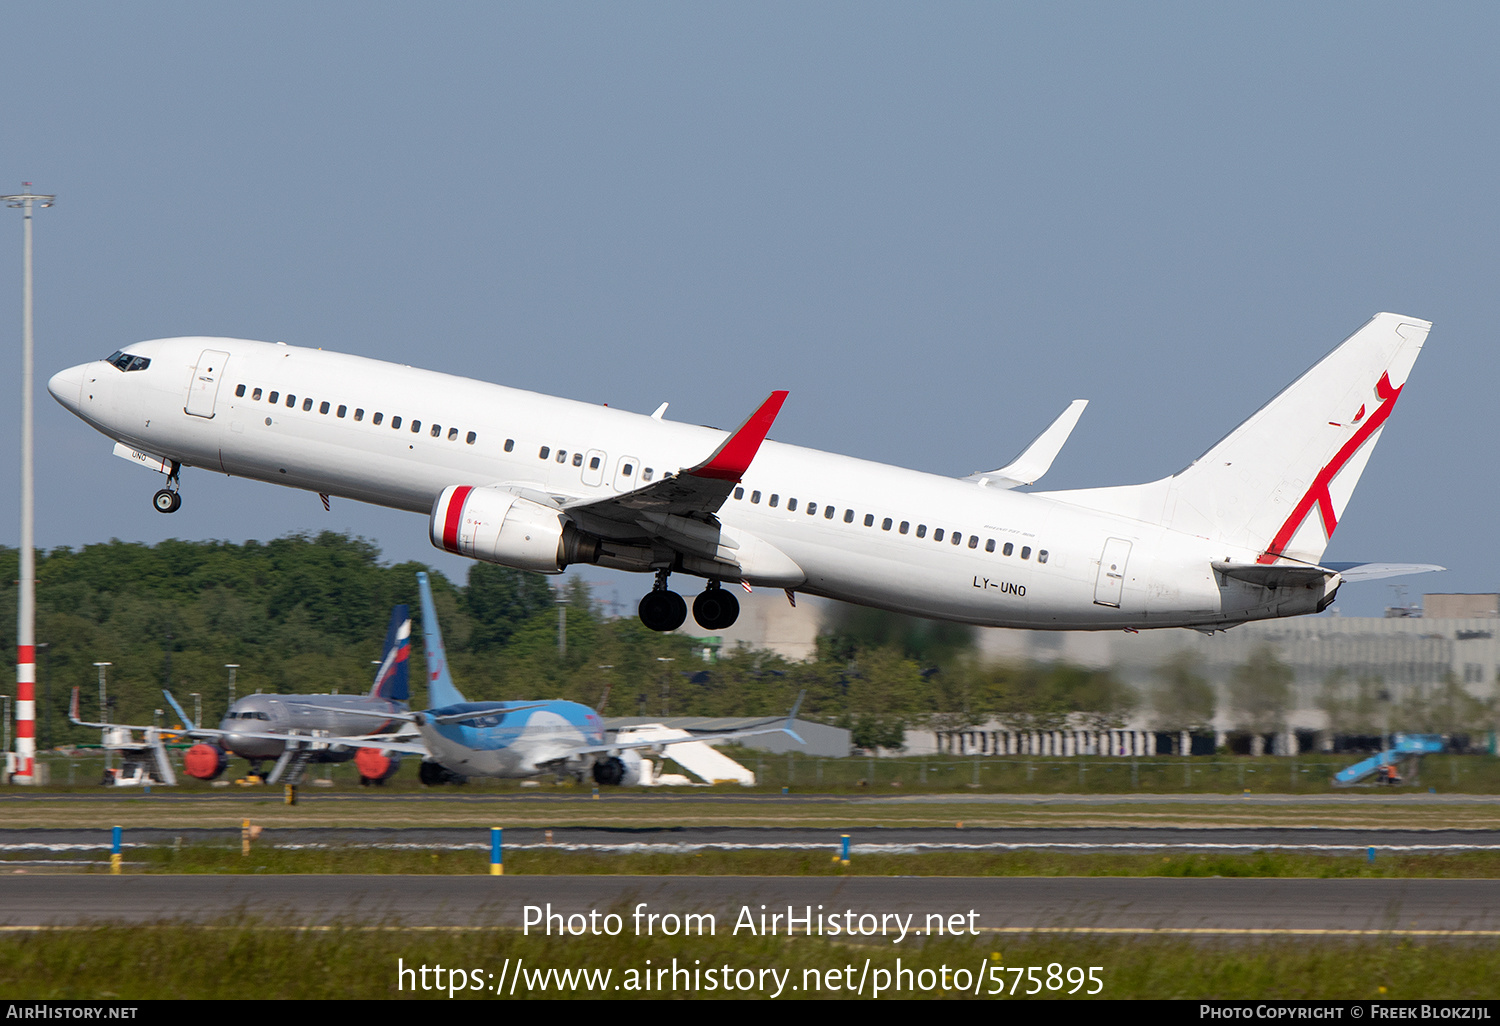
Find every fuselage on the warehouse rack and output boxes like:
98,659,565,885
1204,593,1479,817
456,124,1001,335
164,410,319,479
418,701,604,778
218,692,406,761
48,336,1323,630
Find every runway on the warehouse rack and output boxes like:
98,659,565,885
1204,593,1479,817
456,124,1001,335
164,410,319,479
2,875,1497,935
5,825,1500,855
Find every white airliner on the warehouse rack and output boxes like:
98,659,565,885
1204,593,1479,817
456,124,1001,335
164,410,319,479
47,312,1440,634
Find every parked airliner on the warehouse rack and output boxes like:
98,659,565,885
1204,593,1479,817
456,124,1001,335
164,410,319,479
70,604,414,784
48,312,1440,634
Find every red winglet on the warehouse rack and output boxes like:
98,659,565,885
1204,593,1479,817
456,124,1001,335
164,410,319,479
688,390,789,481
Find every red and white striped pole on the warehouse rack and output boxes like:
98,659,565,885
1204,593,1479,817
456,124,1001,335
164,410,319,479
5,184,54,785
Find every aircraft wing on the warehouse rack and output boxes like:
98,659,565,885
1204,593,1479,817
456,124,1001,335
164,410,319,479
566,691,807,757
561,390,788,526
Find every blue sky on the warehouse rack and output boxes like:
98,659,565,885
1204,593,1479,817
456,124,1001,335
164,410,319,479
3,3,1495,618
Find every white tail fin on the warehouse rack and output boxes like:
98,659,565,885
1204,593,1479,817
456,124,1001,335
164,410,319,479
1038,312,1430,564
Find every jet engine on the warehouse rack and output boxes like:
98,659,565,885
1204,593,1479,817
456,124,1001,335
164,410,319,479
430,485,599,573
354,747,401,784
182,743,229,781
591,749,644,787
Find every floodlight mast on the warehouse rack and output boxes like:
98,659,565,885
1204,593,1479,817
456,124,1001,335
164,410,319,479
4,184,54,785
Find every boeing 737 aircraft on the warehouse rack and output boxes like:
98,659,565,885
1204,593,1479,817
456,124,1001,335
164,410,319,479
70,604,415,784
48,312,1440,634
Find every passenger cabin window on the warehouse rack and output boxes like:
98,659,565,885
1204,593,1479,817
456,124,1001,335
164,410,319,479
286,395,296,408
844,510,854,523
882,518,893,531
787,498,797,512
235,384,246,397
934,528,945,541
1020,546,1031,560
502,438,512,451
373,412,383,425
391,416,402,430
268,392,279,404
916,525,927,538
985,539,995,553
806,502,816,516
864,514,874,527
643,468,654,482
589,456,600,469
572,452,583,467
952,532,963,546
432,424,442,438
302,397,313,411
968,536,978,549
411,420,421,433
337,405,347,418
252,388,262,401
556,450,567,463
1038,549,1049,564
354,408,364,422
467,432,478,445
539,446,550,459
769,494,779,508
319,401,330,414
824,506,835,519
1002,542,1013,556
900,521,909,534
734,487,744,500
751,490,761,503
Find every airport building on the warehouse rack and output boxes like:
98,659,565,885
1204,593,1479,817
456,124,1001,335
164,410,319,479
692,592,1500,757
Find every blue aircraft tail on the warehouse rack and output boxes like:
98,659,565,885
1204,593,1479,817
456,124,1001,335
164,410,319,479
417,572,467,707
368,604,412,703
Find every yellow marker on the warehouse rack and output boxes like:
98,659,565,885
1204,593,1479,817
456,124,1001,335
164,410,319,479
241,819,251,856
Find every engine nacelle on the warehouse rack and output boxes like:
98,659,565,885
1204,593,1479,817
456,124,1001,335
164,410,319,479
354,747,401,783
430,485,599,574
183,743,229,781
591,749,644,787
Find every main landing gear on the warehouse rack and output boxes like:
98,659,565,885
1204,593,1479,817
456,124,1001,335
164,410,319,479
637,572,740,632
152,462,182,514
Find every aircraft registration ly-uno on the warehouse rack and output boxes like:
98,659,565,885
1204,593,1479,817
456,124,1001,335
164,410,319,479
47,312,1440,634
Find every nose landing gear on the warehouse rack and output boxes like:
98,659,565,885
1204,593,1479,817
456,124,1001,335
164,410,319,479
152,462,182,513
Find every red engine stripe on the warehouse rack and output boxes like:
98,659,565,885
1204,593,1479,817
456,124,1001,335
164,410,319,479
442,486,473,553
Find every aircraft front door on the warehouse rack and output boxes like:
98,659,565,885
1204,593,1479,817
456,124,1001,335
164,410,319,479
1093,537,1132,608
185,349,229,419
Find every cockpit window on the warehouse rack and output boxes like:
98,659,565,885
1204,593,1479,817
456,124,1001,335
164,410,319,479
105,351,150,372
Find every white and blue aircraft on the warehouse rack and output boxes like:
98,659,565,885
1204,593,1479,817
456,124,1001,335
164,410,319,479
309,572,802,786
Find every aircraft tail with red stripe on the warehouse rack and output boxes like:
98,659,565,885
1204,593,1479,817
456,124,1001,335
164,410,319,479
1042,312,1430,564
368,604,412,702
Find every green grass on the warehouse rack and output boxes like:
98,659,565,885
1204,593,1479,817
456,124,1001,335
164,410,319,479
20,846,1500,878
0,920,1492,999
19,749,1500,795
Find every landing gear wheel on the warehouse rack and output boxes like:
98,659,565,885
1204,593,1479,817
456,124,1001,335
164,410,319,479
638,589,688,632
152,488,181,513
693,587,740,630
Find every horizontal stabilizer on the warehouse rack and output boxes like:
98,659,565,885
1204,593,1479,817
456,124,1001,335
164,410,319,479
966,400,1087,488
1321,561,1445,583
1212,562,1338,588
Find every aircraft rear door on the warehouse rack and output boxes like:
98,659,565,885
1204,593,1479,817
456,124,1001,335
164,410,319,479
1093,538,1132,608
185,349,229,418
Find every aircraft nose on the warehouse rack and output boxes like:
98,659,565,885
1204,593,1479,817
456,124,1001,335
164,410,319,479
47,364,85,413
